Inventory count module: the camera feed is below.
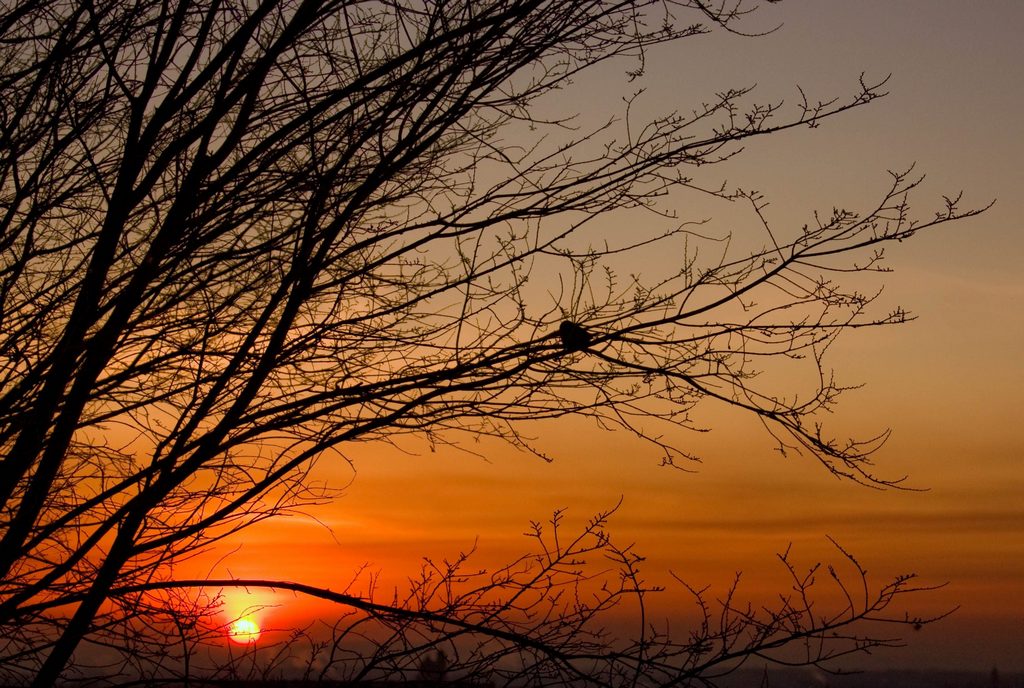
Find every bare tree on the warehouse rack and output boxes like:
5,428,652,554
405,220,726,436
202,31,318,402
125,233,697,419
57,506,946,687
0,0,980,685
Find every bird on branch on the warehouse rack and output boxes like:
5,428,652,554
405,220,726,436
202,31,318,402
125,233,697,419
558,320,591,353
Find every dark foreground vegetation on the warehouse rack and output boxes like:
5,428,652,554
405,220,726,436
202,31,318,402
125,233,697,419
1,0,985,685
19,668,1011,688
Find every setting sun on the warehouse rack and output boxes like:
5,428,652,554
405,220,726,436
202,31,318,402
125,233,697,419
228,616,261,644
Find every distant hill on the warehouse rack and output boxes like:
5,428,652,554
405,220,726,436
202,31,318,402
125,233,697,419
6,669,1018,688
717,668,1024,688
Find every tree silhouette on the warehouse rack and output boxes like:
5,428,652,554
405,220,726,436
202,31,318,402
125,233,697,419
0,0,980,685
58,507,948,687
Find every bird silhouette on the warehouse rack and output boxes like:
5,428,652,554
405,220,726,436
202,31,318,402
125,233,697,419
558,320,590,352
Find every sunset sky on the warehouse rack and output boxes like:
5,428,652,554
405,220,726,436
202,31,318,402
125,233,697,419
199,2,1023,672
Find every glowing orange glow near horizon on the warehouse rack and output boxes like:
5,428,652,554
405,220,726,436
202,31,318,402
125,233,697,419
179,2,1022,674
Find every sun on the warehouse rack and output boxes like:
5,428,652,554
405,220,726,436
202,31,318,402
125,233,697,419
228,616,261,644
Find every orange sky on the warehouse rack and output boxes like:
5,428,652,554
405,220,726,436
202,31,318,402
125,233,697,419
196,2,1023,673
